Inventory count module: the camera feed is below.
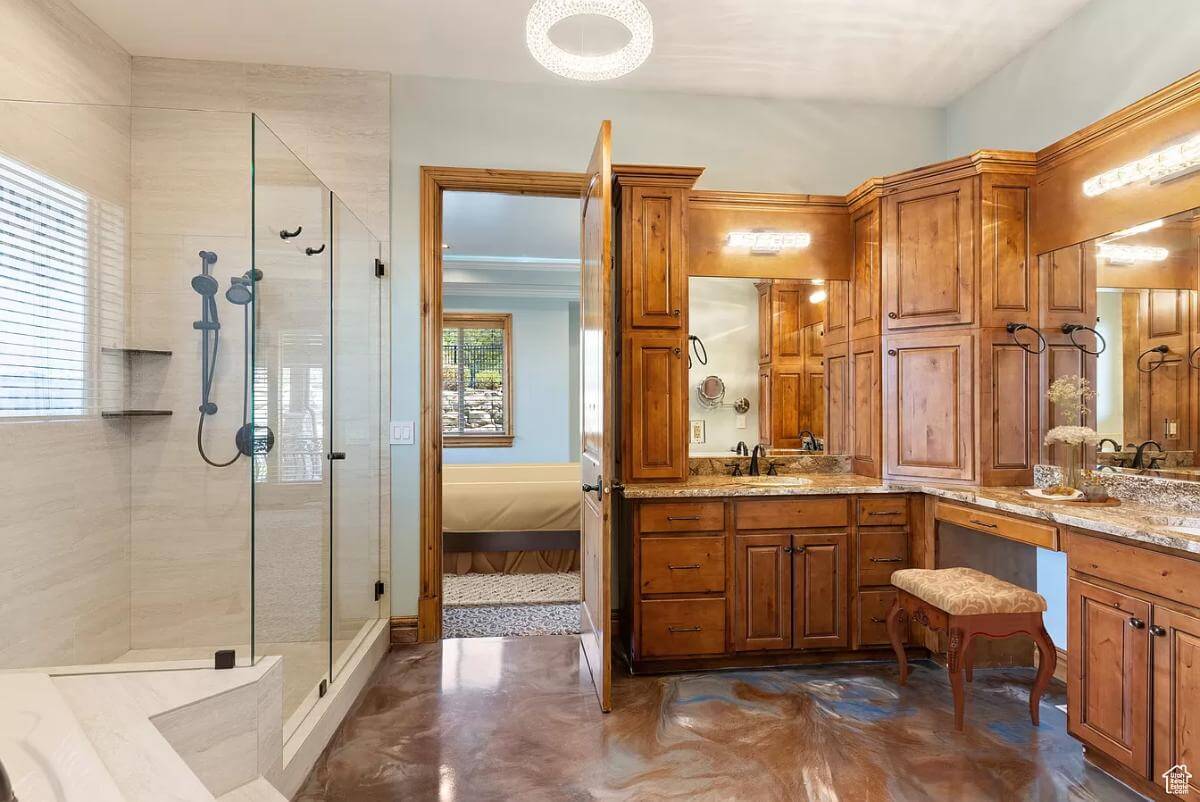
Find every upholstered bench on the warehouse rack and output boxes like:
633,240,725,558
885,566,1056,731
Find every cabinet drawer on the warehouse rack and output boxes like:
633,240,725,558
858,529,909,586
734,497,848,530
640,537,725,595
639,501,724,533
640,598,726,657
1069,531,1200,611
857,496,909,527
935,501,1058,550
857,590,902,647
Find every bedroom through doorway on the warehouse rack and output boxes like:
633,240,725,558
438,189,584,639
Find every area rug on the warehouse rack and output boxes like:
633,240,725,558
442,603,581,638
442,571,580,607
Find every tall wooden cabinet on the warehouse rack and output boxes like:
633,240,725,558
615,166,703,484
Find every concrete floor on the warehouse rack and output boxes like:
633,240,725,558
294,635,1149,802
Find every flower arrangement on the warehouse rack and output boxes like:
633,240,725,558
1043,375,1099,489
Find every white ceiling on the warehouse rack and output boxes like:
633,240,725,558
74,0,1093,105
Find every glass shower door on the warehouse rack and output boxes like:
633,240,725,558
251,116,332,729
330,196,382,680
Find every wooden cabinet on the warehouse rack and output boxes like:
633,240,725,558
1152,605,1200,797
792,533,849,649
1068,578,1152,775
757,366,771,444
1040,331,1097,468
757,280,825,448
756,281,772,364
623,329,686,481
978,328,1039,485
884,330,975,481
733,534,793,651
883,177,976,331
1137,289,1192,452
624,186,685,329
849,337,882,477
825,279,849,346
1039,242,1096,331
850,199,882,341
824,344,849,456
980,174,1035,329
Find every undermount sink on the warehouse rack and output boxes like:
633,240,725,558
738,476,813,487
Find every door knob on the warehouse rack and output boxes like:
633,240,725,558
582,476,604,499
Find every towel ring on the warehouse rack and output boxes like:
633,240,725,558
1137,344,1171,373
1006,322,1046,355
1062,323,1107,356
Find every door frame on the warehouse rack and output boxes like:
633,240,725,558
417,166,587,642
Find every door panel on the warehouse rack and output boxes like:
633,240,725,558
884,331,975,481
627,186,684,329
981,176,1034,328
1068,578,1151,776
825,280,849,346
758,366,772,445
1153,605,1200,797
850,338,882,477
1039,243,1096,331
850,203,881,340
883,178,975,330
980,329,1037,485
580,121,614,712
792,533,849,649
772,282,806,360
757,282,772,364
624,330,686,480
824,344,848,456
733,534,792,651
770,367,805,449
1040,332,1097,468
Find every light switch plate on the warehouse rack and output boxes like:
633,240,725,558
391,421,415,445
736,414,747,430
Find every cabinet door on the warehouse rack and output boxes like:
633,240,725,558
733,534,792,651
825,280,849,346
883,177,976,331
1139,289,1192,452
824,344,848,456
1152,605,1200,798
850,202,881,341
770,367,805,449
1068,578,1151,776
884,331,975,481
806,322,824,359
979,328,1038,486
624,330,686,480
1040,332,1097,468
758,367,772,445
980,175,1034,329
772,282,806,361
792,533,849,649
626,186,684,329
1039,242,1096,331
756,281,772,364
805,364,824,439
849,337,882,478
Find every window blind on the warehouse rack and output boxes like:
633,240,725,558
0,153,92,417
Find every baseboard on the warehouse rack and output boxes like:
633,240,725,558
389,615,418,646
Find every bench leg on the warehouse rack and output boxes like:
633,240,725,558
1030,624,1056,727
947,627,966,731
886,598,909,685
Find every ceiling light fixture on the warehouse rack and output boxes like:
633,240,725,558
726,231,812,254
526,0,653,82
1096,243,1169,264
1082,133,1200,197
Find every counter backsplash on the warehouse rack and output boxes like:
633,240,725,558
689,454,850,476
1034,463,1200,513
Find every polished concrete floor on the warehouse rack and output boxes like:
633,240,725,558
295,636,1147,802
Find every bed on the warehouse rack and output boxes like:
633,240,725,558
442,463,581,574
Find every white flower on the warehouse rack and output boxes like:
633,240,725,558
1044,425,1102,447
1046,375,1095,424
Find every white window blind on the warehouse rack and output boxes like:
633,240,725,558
0,153,92,417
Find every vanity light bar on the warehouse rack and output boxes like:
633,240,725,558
726,231,812,253
1096,243,1169,264
808,289,827,304
1107,219,1164,239
1082,133,1200,197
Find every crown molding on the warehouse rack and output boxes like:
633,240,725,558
443,254,580,273
443,282,579,300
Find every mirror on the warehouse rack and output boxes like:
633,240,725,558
688,276,843,456
1047,208,1200,480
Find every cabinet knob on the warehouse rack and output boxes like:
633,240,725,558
888,312,898,319
1128,617,1146,630
672,309,681,317
673,347,681,356
1150,624,1166,637
887,349,897,356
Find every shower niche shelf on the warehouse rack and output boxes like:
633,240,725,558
102,346,173,356
101,409,173,418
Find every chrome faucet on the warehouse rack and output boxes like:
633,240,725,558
749,444,767,476
1131,440,1163,469
0,755,16,802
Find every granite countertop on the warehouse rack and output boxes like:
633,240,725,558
623,475,1200,557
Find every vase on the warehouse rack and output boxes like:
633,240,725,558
1064,445,1084,489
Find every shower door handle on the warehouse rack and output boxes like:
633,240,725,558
327,451,346,461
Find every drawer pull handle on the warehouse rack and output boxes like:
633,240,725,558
870,617,886,624
666,515,702,521
667,625,702,633
1129,617,1145,630
667,563,701,570
1150,624,1166,637
868,511,901,516
968,519,998,529
870,556,904,563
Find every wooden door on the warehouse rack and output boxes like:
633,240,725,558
850,338,882,477
579,121,615,712
772,282,806,360
825,280,849,346
804,363,824,439
883,177,976,331
1039,243,1097,331
805,322,824,360
623,329,686,480
1152,605,1200,797
1068,578,1151,776
792,533,849,649
884,331,975,481
770,366,805,449
824,344,848,456
980,174,1034,328
850,201,881,340
733,534,792,651
979,328,1037,485
626,186,684,329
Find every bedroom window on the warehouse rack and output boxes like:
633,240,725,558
442,312,513,447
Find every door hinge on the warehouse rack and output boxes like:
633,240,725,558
374,580,385,601
374,258,386,278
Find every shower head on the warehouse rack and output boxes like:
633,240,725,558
226,279,253,305
191,273,219,296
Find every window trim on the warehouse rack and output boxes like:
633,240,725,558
442,312,514,448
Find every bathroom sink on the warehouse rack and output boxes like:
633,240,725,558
739,476,813,487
